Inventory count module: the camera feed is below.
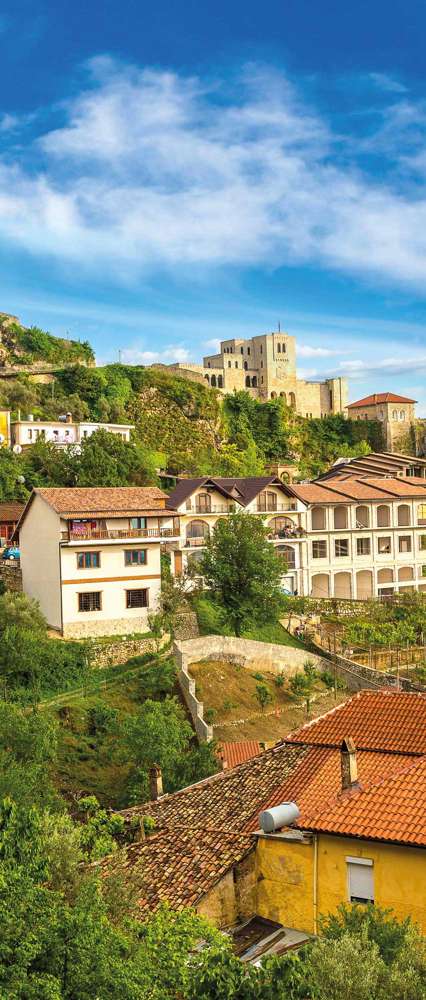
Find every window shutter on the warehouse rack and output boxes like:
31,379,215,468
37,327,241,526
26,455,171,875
347,859,374,903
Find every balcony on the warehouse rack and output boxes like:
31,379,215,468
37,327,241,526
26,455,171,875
63,527,177,542
255,503,297,513
185,536,208,547
190,504,235,514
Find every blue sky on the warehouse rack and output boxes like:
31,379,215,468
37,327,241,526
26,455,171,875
1,0,426,412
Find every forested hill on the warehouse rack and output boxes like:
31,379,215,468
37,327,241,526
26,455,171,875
0,342,384,497
0,313,94,368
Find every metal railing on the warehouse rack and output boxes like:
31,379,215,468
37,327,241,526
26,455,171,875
63,527,177,541
185,536,208,547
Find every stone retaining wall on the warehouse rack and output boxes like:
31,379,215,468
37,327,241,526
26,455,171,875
90,632,170,668
0,562,22,592
174,634,328,742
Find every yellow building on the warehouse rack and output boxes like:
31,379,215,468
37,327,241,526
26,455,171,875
110,689,426,940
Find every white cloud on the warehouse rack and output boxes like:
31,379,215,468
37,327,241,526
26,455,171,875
368,72,407,94
297,344,343,358
2,59,426,289
204,338,221,352
120,344,191,365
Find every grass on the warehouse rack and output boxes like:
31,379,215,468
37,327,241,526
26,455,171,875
193,594,306,648
189,658,349,744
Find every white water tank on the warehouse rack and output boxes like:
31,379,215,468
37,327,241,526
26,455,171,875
259,801,300,833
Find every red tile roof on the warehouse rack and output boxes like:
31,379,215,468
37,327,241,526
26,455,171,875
301,756,426,847
286,690,426,755
288,476,426,505
217,741,263,769
347,393,417,408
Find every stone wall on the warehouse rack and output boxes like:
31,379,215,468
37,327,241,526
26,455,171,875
90,632,170,669
197,852,256,928
63,615,151,639
175,634,328,741
0,562,22,592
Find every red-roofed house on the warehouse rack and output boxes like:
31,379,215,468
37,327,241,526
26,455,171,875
347,392,417,451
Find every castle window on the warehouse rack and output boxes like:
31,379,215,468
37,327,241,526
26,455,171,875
235,361,238,368
211,375,217,387
277,343,281,353
244,361,248,370
252,376,257,387
261,361,263,368
228,361,231,368
400,410,406,420
240,347,244,354
217,375,223,388
392,410,398,420
247,347,250,355
260,345,263,353
282,343,286,353
261,376,264,383
245,376,251,388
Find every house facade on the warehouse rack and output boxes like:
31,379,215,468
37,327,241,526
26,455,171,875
168,474,426,599
164,331,348,415
16,487,180,637
11,413,134,450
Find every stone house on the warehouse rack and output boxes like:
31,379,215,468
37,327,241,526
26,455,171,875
14,486,180,637
347,392,417,451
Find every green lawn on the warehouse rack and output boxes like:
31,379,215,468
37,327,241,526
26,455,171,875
192,595,306,649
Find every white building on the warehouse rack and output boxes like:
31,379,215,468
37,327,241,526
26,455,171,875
168,475,426,599
11,413,134,450
16,487,180,637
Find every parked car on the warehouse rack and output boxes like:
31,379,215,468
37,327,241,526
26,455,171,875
2,546,20,561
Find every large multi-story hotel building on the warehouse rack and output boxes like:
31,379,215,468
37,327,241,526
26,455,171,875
168,474,426,600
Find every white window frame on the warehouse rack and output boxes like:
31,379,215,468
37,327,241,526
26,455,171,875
346,856,374,905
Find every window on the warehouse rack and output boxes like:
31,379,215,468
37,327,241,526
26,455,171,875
126,589,149,609
228,360,231,368
78,592,101,612
196,492,211,513
240,346,244,354
77,551,100,569
125,549,147,565
130,517,147,531
378,536,391,554
422,566,426,578
419,536,426,551
247,346,250,355
185,498,192,511
357,538,370,556
398,536,412,553
235,361,238,368
335,539,349,557
312,540,327,559
418,504,426,525
312,506,326,530
347,857,374,904
258,491,277,512
400,410,406,420
392,409,398,420
277,342,281,353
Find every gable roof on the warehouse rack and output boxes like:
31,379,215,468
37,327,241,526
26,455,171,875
300,755,426,847
217,740,263,769
347,392,417,408
166,476,289,510
0,501,25,522
14,486,174,534
286,689,426,755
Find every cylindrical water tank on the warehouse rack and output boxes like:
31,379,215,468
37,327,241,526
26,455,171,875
259,801,300,833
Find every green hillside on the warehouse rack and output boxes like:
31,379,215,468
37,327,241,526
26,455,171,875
0,316,384,493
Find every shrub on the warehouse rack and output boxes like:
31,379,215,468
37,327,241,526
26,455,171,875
87,702,119,736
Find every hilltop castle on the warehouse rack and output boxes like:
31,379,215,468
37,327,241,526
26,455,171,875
164,330,348,417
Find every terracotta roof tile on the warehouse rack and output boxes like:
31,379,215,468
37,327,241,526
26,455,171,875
347,393,417,407
286,690,426,755
301,756,426,847
35,486,168,514
217,741,263,769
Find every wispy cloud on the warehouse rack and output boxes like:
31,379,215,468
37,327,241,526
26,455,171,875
1,58,426,291
297,344,343,358
368,72,407,94
120,344,191,365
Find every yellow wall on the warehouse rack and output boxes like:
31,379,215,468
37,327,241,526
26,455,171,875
256,833,426,934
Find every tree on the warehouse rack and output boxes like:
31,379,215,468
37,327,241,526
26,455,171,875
0,591,47,636
255,683,273,712
289,661,318,717
201,512,284,636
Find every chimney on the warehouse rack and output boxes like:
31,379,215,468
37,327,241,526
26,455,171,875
149,763,163,801
341,737,359,792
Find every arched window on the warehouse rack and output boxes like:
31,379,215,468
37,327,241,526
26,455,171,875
377,504,391,527
228,361,231,368
397,504,410,526
195,493,211,514
217,375,223,388
418,504,426,525
400,410,406,420
334,506,348,529
392,410,398,420
245,376,251,388
282,343,286,353
312,506,326,530
258,491,277,512
280,392,287,403
186,520,210,542
277,343,281,353
276,544,295,569
355,505,369,528
269,516,297,538
252,376,257,387
210,374,217,387
244,361,248,370
204,374,210,383
271,391,277,399
289,392,296,407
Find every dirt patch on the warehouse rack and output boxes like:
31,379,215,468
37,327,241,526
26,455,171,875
189,659,350,742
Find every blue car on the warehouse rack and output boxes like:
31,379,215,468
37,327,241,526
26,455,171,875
2,546,20,561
